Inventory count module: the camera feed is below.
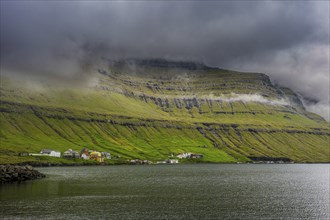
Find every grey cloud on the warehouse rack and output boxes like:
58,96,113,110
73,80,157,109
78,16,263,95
0,1,329,119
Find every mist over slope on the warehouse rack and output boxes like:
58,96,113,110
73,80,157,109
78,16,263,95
1,1,329,120
0,60,329,164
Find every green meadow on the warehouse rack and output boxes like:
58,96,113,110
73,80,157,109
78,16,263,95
1,63,329,164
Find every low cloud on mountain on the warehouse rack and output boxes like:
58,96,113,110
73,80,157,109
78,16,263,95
1,1,329,119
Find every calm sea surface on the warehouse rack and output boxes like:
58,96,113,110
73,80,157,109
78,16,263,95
0,164,329,219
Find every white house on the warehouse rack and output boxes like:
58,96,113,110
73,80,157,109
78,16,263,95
101,152,111,159
81,153,89,160
166,159,179,164
40,149,61,158
176,152,192,159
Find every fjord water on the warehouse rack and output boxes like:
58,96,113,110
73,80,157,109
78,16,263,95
1,164,329,219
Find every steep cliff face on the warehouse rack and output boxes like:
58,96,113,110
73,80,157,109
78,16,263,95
0,60,329,163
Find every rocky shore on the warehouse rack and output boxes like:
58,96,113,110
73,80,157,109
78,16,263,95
0,165,45,184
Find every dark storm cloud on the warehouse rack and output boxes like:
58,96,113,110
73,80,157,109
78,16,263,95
0,1,329,119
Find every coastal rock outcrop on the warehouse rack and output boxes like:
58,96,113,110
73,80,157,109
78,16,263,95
0,165,45,184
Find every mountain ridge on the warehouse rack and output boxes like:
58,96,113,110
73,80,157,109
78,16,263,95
0,59,329,164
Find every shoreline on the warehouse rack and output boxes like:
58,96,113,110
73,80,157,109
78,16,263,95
1,161,328,168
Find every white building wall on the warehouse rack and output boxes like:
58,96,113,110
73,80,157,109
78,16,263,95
49,151,61,158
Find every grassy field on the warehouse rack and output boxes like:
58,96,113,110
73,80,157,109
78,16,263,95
1,62,329,164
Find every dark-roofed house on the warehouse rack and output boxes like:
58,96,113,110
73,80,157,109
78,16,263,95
63,149,80,158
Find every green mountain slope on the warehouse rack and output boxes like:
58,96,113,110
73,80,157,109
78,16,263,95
0,59,329,164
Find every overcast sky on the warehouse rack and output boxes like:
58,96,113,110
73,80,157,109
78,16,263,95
1,1,329,119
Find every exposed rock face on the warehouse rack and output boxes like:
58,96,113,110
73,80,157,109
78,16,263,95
0,59,329,163
0,165,45,184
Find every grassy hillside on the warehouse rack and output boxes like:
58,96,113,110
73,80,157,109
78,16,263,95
0,60,329,164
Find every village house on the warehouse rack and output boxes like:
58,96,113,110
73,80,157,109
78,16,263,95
40,149,61,158
176,152,193,159
166,159,179,164
190,153,203,159
176,152,203,159
130,159,150,165
102,152,111,160
156,159,179,164
63,149,80,158
81,153,89,160
18,152,29,157
80,148,90,160
90,151,104,162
